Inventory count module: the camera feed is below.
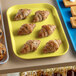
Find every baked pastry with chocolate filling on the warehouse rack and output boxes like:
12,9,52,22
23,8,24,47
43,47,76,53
33,10,49,22
14,9,31,21
20,40,40,54
38,24,56,38
18,23,36,35
43,39,62,53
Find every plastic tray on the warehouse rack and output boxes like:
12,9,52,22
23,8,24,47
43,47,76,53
56,0,76,51
6,3,69,59
0,8,9,64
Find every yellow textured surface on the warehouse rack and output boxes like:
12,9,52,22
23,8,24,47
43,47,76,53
7,3,69,59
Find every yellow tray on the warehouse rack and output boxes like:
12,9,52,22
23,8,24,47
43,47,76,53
6,3,69,59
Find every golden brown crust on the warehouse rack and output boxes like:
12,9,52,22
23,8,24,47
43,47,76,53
14,9,31,21
63,0,76,7
38,25,56,38
0,55,4,61
33,10,49,22
18,24,36,35
53,68,63,76
70,17,76,28
43,40,62,53
20,40,40,54
71,6,76,16
36,69,52,76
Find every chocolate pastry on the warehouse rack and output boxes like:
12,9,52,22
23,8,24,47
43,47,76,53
14,9,31,21
20,40,40,54
38,24,56,38
18,23,36,35
43,40,62,53
33,10,49,22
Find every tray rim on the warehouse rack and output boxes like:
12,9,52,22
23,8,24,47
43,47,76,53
0,5,9,64
6,3,69,59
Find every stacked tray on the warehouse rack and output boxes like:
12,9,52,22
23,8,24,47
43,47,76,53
56,0,76,51
0,0,70,63
6,3,69,59
20,66,76,76
0,9,9,64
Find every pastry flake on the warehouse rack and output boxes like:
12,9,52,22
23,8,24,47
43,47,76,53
43,40,62,53
38,24,56,38
14,9,31,21
33,10,49,22
70,17,76,28
18,23,36,35
20,40,40,54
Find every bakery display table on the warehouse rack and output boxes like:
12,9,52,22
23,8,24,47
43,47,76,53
0,0,76,74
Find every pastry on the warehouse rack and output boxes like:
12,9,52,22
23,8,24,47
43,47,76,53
63,0,76,7
14,9,31,21
0,55,4,61
33,10,49,22
70,17,76,28
43,40,62,53
37,70,45,76
38,24,56,38
0,43,6,61
67,69,74,76
74,66,76,75
71,6,76,16
53,68,63,76
20,72,26,76
33,71,37,76
37,70,52,76
20,66,76,76
18,23,36,35
20,40,40,54
62,69,67,76
0,29,3,39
